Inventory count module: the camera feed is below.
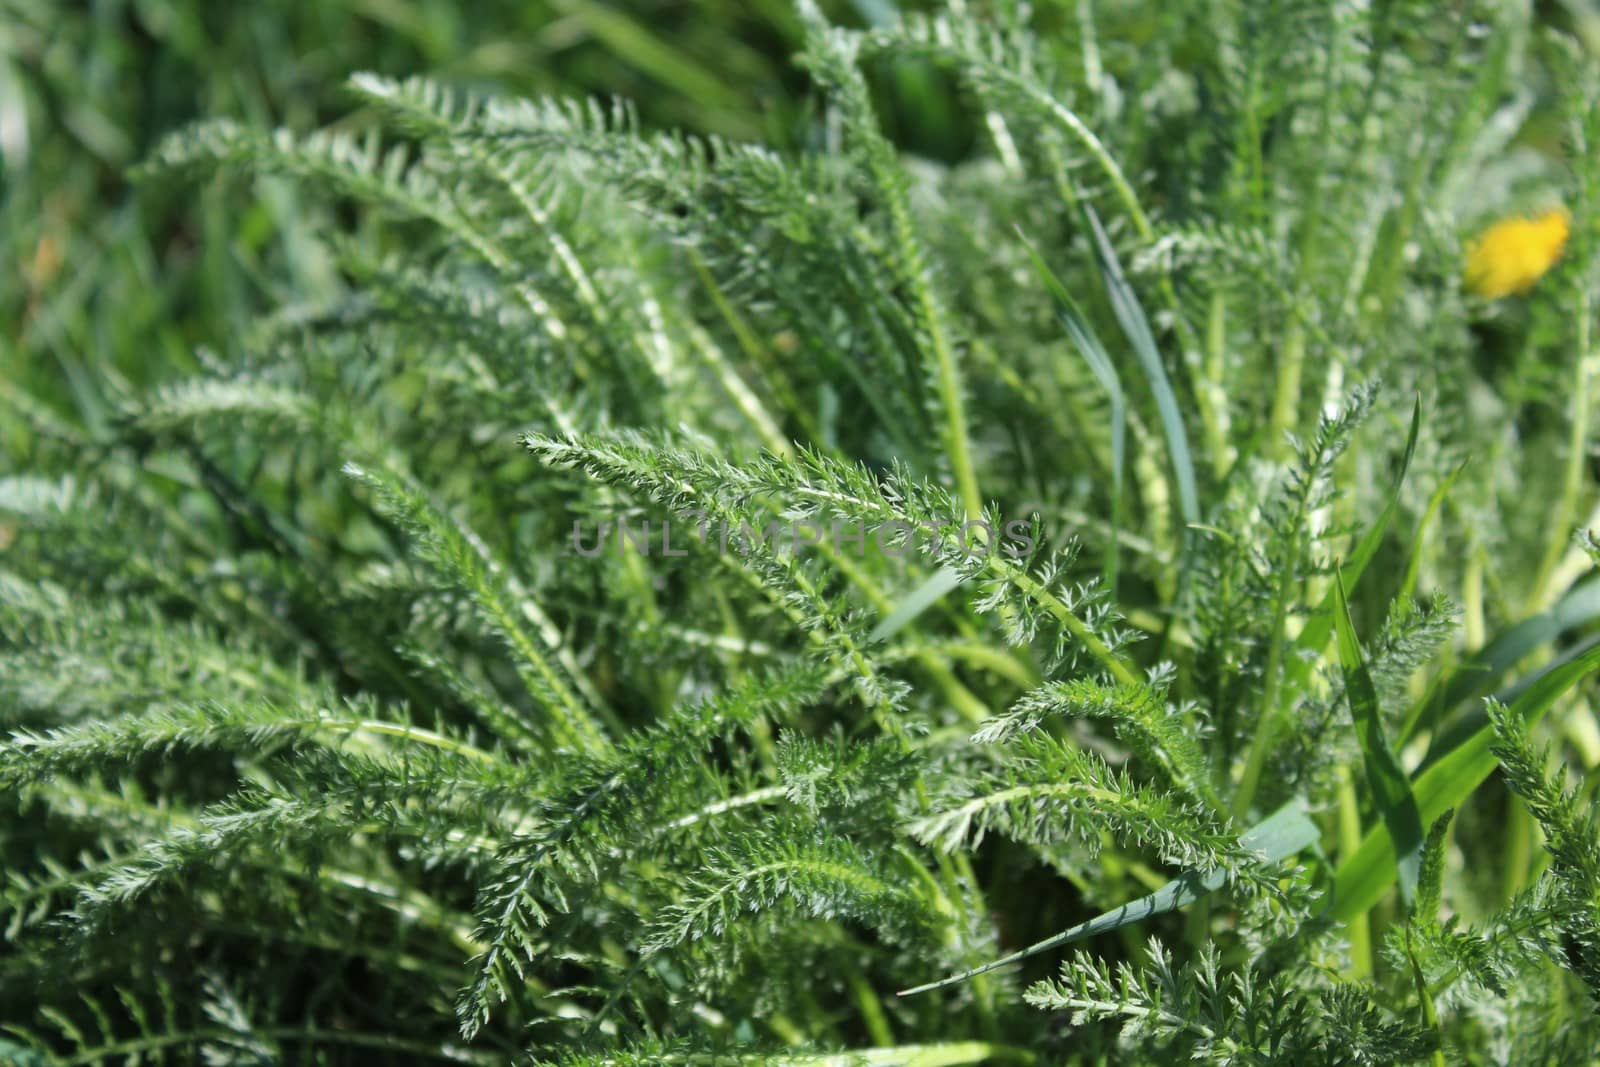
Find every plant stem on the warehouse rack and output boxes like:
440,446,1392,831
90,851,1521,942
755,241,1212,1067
1268,322,1305,460
1338,767,1372,978
1527,286,1593,613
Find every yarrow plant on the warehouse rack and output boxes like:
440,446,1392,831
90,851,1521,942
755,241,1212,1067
4,2,1600,1064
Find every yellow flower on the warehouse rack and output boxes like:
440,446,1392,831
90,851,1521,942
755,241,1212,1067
1464,207,1571,299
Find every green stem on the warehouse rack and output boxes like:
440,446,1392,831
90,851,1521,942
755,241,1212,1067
1268,322,1305,460
1203,288,1234,478
346,719,499,763
1528,285,1593,613
1501,796,1534,903
847,968,895,1046
926,290,983,522
1338,767,1372,978
991,559,1141,687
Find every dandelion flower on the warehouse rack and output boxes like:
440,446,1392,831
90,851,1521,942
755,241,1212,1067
1464,207,1571,299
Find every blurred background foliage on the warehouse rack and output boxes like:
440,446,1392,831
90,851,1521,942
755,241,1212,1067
8,0,1600,444
0,0,986,446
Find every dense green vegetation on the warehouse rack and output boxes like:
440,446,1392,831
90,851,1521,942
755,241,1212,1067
5,1,1600,1063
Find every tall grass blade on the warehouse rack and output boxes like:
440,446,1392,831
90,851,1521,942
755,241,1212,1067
1334,568,1424,906
1018,228,1125,594
1082,205,1198,531
1406,578,1600,748
898,798,1318,996
869,565,965,643
1330,644,1600,920
1399,457,1471,601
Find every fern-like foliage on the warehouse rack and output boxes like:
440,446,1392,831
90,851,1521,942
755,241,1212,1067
5,2,1600,1064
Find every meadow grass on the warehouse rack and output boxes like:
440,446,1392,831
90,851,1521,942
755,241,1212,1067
3,2,1600,1063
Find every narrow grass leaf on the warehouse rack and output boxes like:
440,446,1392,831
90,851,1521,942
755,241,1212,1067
869,566,965,643
1334,568,1424,906
554,0,746,116
1082,205,1197,530
898,798,1318,996
1330,643,1600,920
1018,227,1124,593
1399,457,1471,601
1406,578,1600,748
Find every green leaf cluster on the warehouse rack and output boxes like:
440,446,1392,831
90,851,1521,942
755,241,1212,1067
5,3,1600,1063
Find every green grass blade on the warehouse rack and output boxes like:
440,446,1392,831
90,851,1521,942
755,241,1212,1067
869,565,965,644
1082,205,1197,530
1333,568,1424,906
1018,227,1124,594
897,799,1319,996
1405,578,1600,749
1399,457,1471,601
1329,644,1600,921
554,0,746,116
